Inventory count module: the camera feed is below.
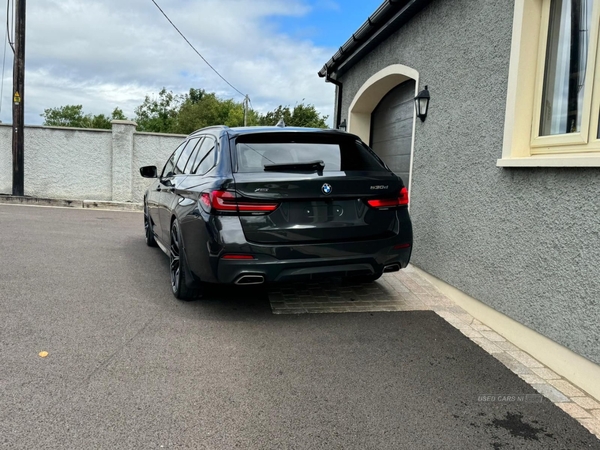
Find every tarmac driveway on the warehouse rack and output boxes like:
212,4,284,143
1,204,598,449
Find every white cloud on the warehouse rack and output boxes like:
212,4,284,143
0,0,336,126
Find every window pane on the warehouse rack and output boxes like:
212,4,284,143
196,150,215,175
540,0,593,136
161,143,185,178
192,137,216,174
175,139,197,175
236,143,341,172
183,139,202,174
234,133,387,173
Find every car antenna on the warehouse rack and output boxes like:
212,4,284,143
276,118,286,128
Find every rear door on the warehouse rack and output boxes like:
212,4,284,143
231,132,404,245
158,139,199,243
154,142,185,243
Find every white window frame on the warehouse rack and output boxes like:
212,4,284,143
498,0,600,167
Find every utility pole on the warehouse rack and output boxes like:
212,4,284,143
12,0,26,196
243,95,249,127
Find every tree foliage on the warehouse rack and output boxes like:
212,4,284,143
134,88,184,133
41,88,329,133
135,88,328,133
41,105,127,129
173,89,260,134
257,103,328,128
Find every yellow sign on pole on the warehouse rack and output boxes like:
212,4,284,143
14,92,21,103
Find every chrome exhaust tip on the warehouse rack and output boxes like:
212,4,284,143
383,264,401,273
235,274,265,285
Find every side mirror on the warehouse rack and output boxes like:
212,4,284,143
140,165,158,178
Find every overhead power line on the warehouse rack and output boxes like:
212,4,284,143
6,0,14,53
0,4,7,115
1,0,14,116
150,0,246,98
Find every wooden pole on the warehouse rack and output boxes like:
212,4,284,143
12,0,25,196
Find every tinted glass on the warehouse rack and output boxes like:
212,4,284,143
161,143,185,178
175,139,198,175
234,133,387,173
183,138,203,174
196,150,215,175
192,136,217,174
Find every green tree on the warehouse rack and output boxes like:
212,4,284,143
174,91,260,134
41,105,128,129
41,105,88,127
134,88,184,133
130,88,327,134
133,88,327,133
258,103,328,128
111,107,127,121
41,90,328,133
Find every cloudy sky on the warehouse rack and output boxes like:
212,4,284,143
0,0,382,126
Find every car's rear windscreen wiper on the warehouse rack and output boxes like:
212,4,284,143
263,160,325,172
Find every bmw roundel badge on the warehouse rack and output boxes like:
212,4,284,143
322,183,332,195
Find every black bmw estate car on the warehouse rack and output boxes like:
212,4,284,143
140,126,412,299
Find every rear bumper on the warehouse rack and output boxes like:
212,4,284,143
180,209,412,285
216,243,411,284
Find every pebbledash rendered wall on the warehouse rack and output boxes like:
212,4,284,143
337,0,600,364
0,121,186,203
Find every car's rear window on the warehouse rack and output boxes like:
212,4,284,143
234,133,387,173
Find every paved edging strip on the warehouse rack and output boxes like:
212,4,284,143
0,195,142,211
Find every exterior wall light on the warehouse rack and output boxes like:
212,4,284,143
414,85,430,122
338,119,347,131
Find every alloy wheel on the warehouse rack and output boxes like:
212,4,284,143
170,224,181,294
144,213,150,240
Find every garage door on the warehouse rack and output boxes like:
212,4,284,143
370,79,415,187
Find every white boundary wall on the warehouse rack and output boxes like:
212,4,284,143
0,121,186,202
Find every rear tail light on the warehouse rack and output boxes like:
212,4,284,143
200,193,211,208
366,198,398,208
203,190,279,214
398,187,409,206
367,187,409,208
221,254,255,260
211,190,239,212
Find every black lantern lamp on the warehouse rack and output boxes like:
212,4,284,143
414,85,430,122
338,119,347,131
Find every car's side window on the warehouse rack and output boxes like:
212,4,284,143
193,136,217,175
196,149,216,175
161,143,186,178
190,136,210,173
184,137,205,174
174,139,199,175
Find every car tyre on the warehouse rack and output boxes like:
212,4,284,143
170,220,201,300
144,207,158,247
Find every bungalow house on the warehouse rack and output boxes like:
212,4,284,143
319,0,600,400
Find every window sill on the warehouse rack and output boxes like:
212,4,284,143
497,154,600,167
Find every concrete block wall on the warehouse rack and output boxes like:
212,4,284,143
132,132,187,204
0,122,186,202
